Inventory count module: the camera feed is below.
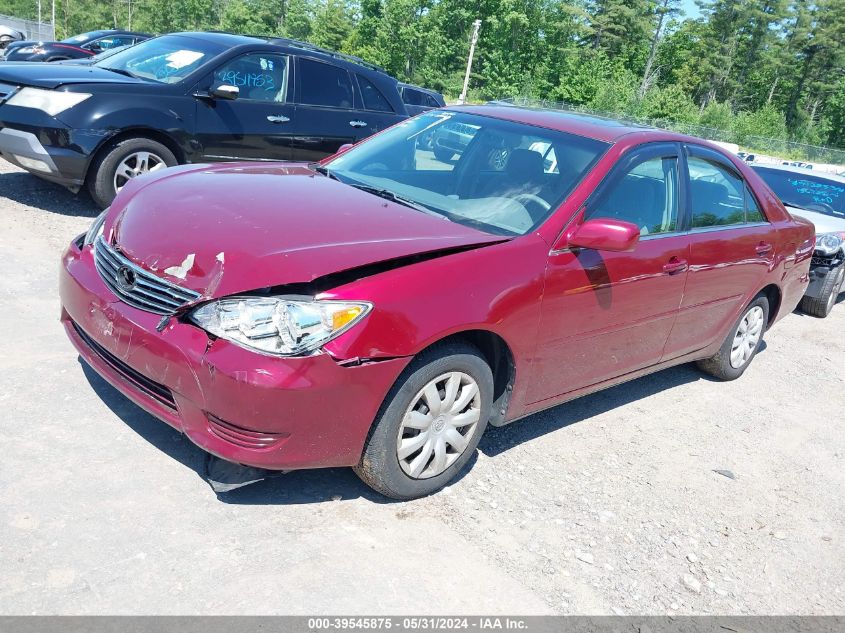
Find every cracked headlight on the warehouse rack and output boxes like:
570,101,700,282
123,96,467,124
190,297,372,356
83,209,108,246
815,232,845,256
6,87,91,116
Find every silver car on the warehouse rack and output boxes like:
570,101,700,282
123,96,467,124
754,164,845,317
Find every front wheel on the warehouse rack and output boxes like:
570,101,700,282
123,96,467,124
87,137,177,209
799,266,844,318
354,343,493,500
697,295,769,381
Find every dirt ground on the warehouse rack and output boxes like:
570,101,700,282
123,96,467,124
1,160,843,615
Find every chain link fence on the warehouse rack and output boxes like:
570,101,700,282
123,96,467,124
0,14,55,42
496,97,845,167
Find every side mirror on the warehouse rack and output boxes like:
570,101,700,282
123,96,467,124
210,84,239,100
335,143,354,155
568,218,640,252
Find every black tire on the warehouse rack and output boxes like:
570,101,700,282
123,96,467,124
86,137,177,209
354,342,493,500
799,266,844,318
697,294,769,381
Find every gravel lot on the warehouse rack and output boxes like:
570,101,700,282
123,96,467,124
1,159,843,615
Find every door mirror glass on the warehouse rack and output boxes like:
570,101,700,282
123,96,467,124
211,84,239,100
568,218,640,252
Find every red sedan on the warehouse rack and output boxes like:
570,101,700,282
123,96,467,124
60,105,814,499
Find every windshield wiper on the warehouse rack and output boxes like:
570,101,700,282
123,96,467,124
310,163,341,181
348,183,450,220
101,67,138,79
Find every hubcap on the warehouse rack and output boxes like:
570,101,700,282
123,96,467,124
396,371,482,480
113,151,167,193
730,305,765,369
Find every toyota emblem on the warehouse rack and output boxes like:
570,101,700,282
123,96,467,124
116,266,137,292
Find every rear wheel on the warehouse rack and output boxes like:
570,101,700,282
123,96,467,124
799,266,844,318
87,137,177,209
354,342,493,499
697,294,769,381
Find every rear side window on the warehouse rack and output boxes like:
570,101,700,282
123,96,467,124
425,94,441,107
587,156,680,236
299,58,354,108
688,157,748,228
402,88,424,105
745,186,764,222
357,75,393,112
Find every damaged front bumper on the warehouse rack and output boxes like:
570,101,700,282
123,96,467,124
0,105,94,190
59,237,411,471
806,251,843,299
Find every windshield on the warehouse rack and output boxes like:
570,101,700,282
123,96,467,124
754,167,845,218
95,35,224,83
62,32,100,45
325,111,608,236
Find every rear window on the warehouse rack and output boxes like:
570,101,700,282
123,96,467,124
754,167,845,218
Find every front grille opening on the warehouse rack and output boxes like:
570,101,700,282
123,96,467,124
72,321,177,410
94,236,201,315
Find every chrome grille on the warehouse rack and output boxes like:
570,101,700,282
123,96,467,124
94,236,201,315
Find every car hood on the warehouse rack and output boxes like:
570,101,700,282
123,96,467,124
109,163,506,299
786,206,845,235
0,62,140,88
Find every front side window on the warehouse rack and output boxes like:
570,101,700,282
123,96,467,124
688,156,747,228
87,36,134,51
214,53,289,102
325,111,608,236
299,58,354,108
586,155,680,236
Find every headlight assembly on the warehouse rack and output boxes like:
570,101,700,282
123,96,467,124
6,87,91,116
190,297,372,356
815,232,845,256
83,209,109,247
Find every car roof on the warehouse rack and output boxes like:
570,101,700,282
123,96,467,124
752,162,845,184
190,31,393,77
453,103,688,144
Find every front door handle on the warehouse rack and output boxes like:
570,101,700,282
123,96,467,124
267,115,290,123
663,257,688,275
349,120,367,128
756,241,773,256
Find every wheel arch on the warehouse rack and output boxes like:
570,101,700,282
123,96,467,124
85,127,186,183
759,283,782,327
412,328,517,426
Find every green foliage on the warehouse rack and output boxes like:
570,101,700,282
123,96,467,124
2,0,844,151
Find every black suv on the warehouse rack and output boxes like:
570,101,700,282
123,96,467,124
0,31,410,207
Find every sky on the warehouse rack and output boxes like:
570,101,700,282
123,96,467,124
681,0,702,20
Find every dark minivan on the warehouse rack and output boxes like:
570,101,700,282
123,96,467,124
0,31,410,207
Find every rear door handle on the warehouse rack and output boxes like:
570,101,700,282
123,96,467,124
663,258,688,275
756,241,773,255
349,120,367,128
267,115,290,123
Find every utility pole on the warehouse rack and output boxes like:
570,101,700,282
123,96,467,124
51,0,55,39
128,0,133,30
457,19,481,105
37,0,42,36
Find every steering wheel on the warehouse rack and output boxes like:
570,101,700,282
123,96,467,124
513,193,551,212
